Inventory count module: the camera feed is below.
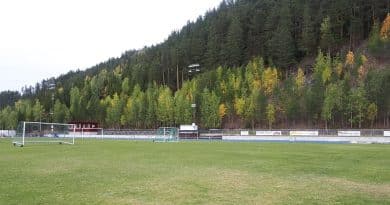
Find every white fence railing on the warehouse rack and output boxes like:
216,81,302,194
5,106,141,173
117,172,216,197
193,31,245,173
0,130,16,137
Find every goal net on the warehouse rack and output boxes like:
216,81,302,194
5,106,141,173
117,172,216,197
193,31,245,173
154,127,179,142
13,121,76,147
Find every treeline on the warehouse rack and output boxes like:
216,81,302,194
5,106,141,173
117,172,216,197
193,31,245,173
1,48,389,130
8,0,388,102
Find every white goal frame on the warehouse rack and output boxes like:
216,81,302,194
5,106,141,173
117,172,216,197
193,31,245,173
13,121,76,147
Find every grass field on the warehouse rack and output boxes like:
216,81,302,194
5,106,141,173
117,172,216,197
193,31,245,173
0,139,389,205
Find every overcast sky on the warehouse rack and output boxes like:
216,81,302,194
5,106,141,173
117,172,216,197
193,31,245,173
0,0,222,92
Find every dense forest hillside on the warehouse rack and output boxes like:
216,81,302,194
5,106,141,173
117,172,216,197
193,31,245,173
1,0,389,130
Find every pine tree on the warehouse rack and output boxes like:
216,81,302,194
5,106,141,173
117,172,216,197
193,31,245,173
320,16,334,54
226,16,244,67
205,21,220,69
269,0,296,69
300,2,316,55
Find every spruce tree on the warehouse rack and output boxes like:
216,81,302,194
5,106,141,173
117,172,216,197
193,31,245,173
269,0,296,69
226,16,244,67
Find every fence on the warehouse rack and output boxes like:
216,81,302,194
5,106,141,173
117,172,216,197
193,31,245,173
200,129,390,137
0,130,16,137
84,129,390,139
4,129,389,143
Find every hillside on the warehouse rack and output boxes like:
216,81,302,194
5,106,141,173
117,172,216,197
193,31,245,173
0,0,389,130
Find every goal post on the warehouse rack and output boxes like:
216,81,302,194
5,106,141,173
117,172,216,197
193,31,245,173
13,121,76,147
154,127,179,142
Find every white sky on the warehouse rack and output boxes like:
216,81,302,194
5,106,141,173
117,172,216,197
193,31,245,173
0,0,222,92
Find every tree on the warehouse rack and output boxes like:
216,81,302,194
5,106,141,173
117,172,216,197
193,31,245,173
32,99,44,122
380,13,390,41
345,51,355,68
266,103,275,129
245,57,263,91
262,67,279,96
245,89,262,129
226,16,244,67
347,87,368,128
144,83,158,128
121,84,145,128
121,77,131,95
15,100,33,122
218,103,227,121
365,68,390,127
367,102,378,128
320,16,334,54
200,88,221,128
0,106,18,130
234,97,246,119
174,89,192,125
69,87,82,120
205,21,220,69
322,83,343,129
300,2,316,55
53,100,70,123
368,20,382,54
313,50,332,85
121,96,133,127
269,0,296,68
295,67,305,91
105,93,123,128
157,86,174,126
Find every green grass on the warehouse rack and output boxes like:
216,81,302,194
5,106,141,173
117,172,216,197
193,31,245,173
0,139,389,205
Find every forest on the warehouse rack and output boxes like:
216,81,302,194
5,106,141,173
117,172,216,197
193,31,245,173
0,0,389,130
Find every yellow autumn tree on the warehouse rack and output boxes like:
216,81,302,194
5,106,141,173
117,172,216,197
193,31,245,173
262,67,279,96
358,55,368,81
380,13,390,41
245,58,263,91
295,67,305,91
218,103,227,120
345,51,355,67
234,97,246,117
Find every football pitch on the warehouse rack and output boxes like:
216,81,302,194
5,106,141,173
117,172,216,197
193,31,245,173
0,140,389,204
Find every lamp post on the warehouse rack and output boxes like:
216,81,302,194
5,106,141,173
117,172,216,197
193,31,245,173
187,64,201,79
187,64,201,125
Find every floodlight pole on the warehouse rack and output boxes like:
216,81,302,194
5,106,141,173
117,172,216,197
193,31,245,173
187,64,201,126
